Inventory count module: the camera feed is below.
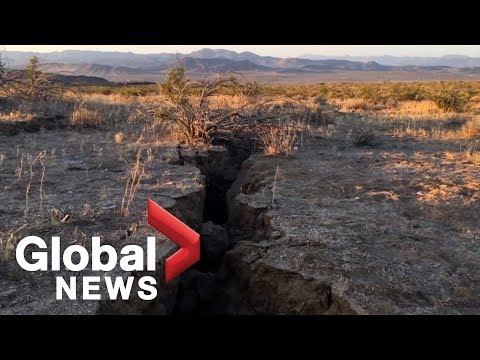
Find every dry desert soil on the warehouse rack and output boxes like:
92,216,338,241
0,105,479,314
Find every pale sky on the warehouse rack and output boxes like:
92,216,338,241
3,45,480,58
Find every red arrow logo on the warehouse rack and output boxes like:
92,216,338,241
147,198,200,283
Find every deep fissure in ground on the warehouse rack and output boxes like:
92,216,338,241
172,133,255,314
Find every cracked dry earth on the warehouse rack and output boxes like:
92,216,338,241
1,121,479,314
0,129,204,314
227,131,480,314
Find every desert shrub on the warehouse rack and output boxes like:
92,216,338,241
352,128,378,147
0,229,19,262
396,100,441,115
358,84,385,104
69,107,105,128
0,56,65,103
429,83,471,112
20,56,63,101
0,55,20,98
458,118,480,139
135,66,246,145
92,86,114,95
239,81,262,98
306,104,334,127
389,83,427,101
314,84,329,99
334,98,370,111
259,125,297,156
118,86,146,97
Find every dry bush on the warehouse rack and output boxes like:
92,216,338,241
120,150,145,217
394,100,442,116
0,230,16,262
330,98,370,112
471,99,480,114
465,141,480,164
352,128,378,147
429,84,472,113
69,107,105,128
50,208,71,225
250,100,331,132
439,117,480,140
134,66,252,145
260,125,297,156
458,118,480,139
0,225,27,262
0,56,64,102
304,104,334,128
1,93,130,128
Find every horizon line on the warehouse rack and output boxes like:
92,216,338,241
1,48,476,59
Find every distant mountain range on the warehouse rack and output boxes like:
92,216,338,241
300,54,480,67
4,48,480,83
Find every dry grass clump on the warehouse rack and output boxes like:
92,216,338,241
21,151,47,218
329,98,370,112
465,149,480,165
0,229,17,262
120,150,145,217
306,104,334,128
394,100,442,116
351,128,378,147
69,107,105,128
0,225,27,262
0,110,36,122
458,118,480,139
437,117,480,140
260,125,297,156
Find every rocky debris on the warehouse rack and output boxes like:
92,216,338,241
200,221,229,259
169,135,257,313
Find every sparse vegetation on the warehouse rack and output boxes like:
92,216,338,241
134,66,243,145
352,128,378,147
69,106,105,128
0,226,26,262
457,118,480,139
23,150,47,218
260,125,297,156
2,56,480,315
429,83,472,113
120,150,145,217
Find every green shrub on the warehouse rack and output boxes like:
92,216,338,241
389,83,427,101
358,84,384,104
429,84,471,112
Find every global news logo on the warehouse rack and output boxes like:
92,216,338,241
14,198,200,301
